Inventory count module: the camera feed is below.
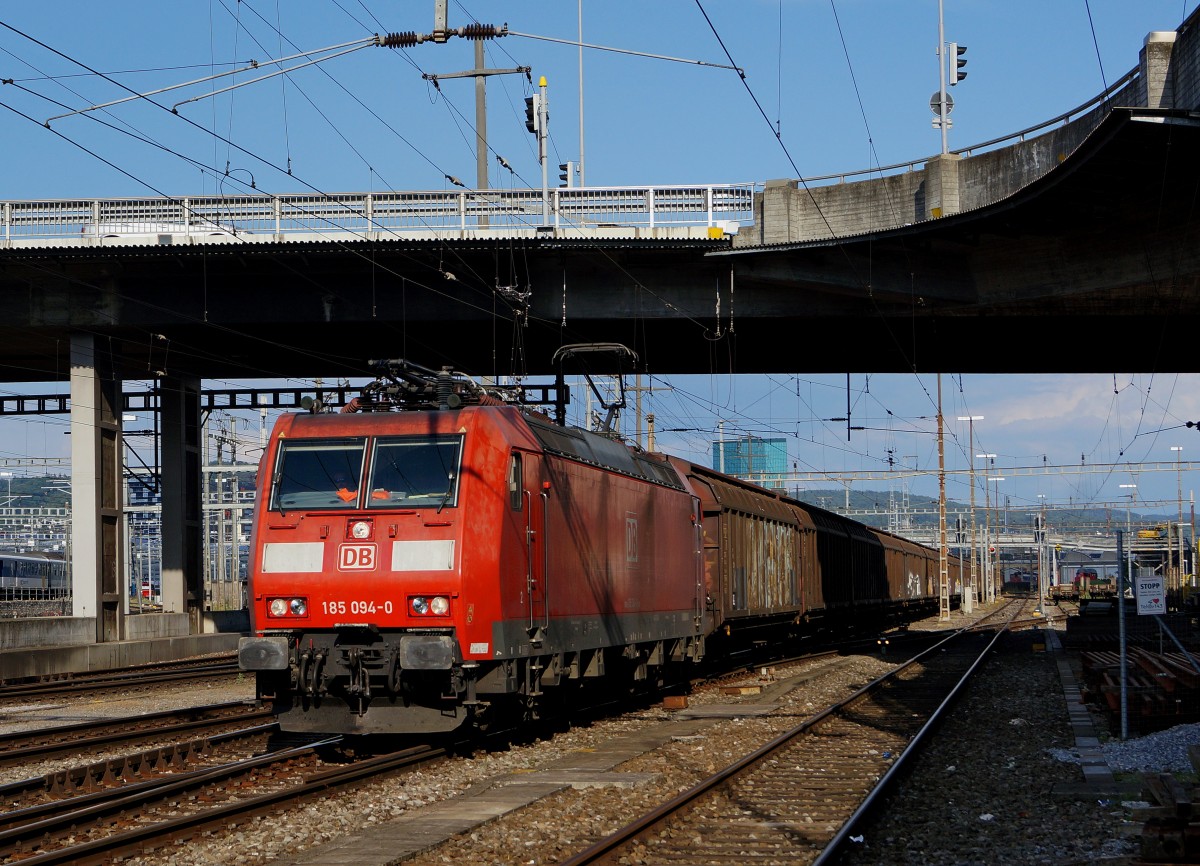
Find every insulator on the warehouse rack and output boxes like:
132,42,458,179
380,31,420,48
460,23,499,40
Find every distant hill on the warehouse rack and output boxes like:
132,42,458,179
1,475,70,510
792,488,1171,530
0,476,1176,532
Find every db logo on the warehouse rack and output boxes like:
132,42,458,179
338,543,377,570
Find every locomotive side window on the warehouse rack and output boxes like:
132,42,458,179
271,439,366,509
367,435,463,509
508,452,523,510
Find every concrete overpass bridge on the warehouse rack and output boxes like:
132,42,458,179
2,12,1199,657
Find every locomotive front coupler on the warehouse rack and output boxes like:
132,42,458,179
296,646,328,696
387,650,403,694
459,662,480,706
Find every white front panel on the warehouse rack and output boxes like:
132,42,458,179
261,542,326,573
391,539,455,571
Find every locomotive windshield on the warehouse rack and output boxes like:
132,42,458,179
367,435,463,509
270,438,366,510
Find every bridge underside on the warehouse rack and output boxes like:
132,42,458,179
0,110,1198,380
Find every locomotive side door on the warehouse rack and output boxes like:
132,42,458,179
511,450,548,641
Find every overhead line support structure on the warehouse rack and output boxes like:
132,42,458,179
418,18,524,217
786,461,1200,484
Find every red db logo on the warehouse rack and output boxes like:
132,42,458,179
338,544,377,570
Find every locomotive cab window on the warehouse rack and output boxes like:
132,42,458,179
367,435,463,509
508,452,523,511
271,439,366,510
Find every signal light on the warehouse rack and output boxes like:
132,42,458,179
949,42,967,85
524,95,541,134
558,161,574,187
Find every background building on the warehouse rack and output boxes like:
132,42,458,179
713,436,788,489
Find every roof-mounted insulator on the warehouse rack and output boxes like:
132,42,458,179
379,31,421,48
460,23,501,40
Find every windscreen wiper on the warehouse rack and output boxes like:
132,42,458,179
436,473,455,514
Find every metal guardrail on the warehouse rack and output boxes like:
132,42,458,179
0,184,758,246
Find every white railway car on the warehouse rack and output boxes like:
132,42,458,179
0,552,68,598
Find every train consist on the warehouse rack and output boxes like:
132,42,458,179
239,360,963,735
0,551,68,598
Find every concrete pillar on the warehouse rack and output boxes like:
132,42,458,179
924,153,962,220
759,179,796,245
160,374,203,633
69,334,124,641
1142,32,1177,109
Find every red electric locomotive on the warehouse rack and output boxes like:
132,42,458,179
239,361,706,734
239,359,956,736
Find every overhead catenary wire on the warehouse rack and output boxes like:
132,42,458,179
0,3,1195,515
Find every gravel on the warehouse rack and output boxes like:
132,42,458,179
1052,721,1200,773
4,605,1185,865
835,624,1142,866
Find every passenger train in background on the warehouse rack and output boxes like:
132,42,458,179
239,358,964,735
0,551,68,598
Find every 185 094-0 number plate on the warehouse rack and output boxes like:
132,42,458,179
321,600,394,615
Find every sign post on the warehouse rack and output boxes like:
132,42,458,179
1135,573,1165,616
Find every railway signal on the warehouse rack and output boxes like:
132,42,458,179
949,42,968,84
524,95,541,133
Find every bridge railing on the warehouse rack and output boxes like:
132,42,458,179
794,65,1141,188
0,183,759,245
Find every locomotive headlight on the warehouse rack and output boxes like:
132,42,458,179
409,595,449,616
268,597,307,617
349,520,372,540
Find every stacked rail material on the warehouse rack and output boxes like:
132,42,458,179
1064,611,1197,650
1080,648,1200,732
1136,748,1200,862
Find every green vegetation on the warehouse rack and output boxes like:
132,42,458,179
1,475,70,509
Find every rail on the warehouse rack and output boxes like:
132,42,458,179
560,608,1018,866
0,183,758,246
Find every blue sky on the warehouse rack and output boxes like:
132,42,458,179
0,1,1197,522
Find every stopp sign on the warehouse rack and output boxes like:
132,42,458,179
338,543,377,570
1135,574,1165,616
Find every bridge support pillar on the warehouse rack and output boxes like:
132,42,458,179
1142,31,1178,109
160,375,203,634
69,333,124,642
757,179,797,245
924,153,962,220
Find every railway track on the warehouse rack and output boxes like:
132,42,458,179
0,700,268,768
0,656,240,702
0,726,451,866
0,603,1035,866
557,605,1022,866
0,719,286,824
